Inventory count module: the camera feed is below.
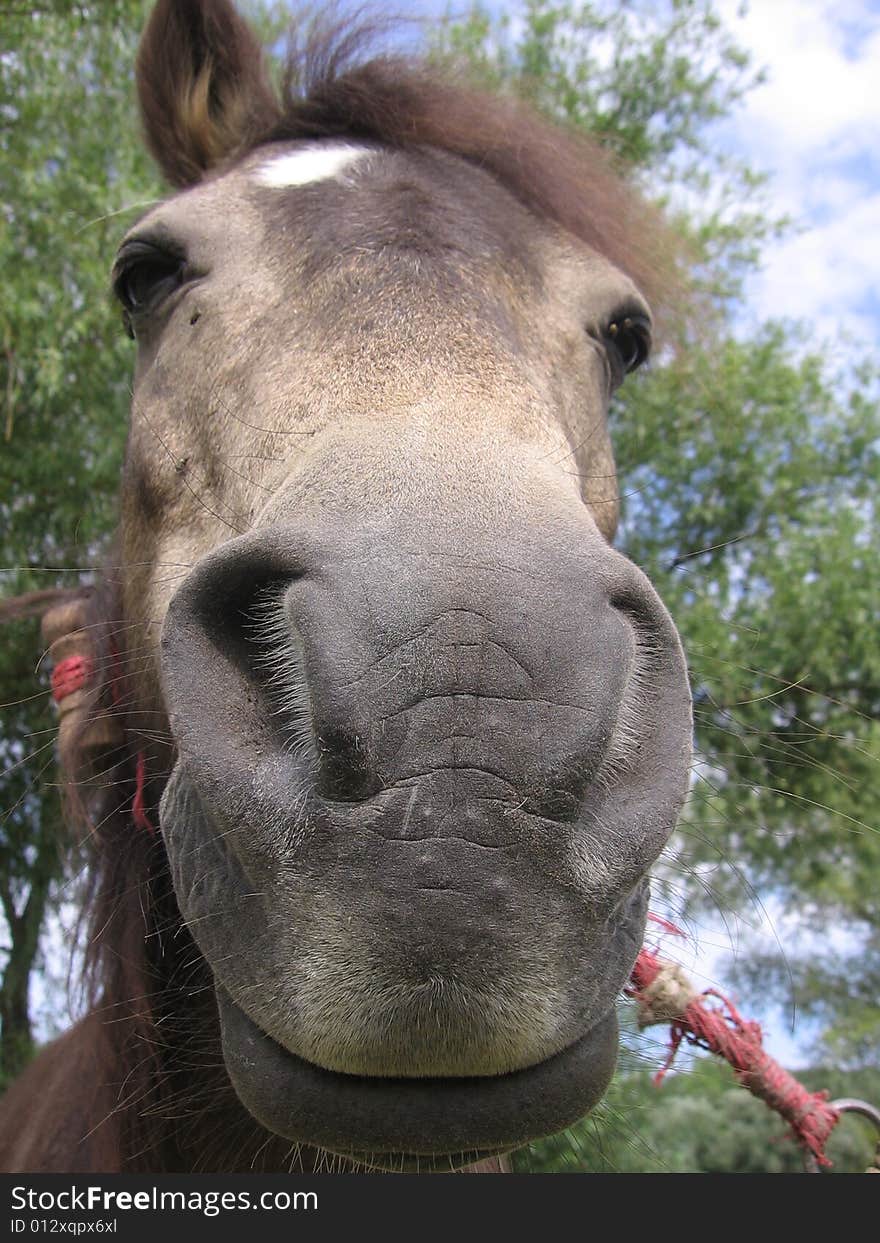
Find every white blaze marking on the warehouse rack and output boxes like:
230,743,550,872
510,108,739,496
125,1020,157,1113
255,143,370,188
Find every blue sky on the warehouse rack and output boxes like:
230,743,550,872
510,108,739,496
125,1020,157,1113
715,0,880,356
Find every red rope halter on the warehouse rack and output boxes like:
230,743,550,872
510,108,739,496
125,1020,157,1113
50,654,93,702
51,654,155,833
628,939,840,1166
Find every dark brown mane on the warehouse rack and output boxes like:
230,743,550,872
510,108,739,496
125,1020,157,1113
136,7,677,309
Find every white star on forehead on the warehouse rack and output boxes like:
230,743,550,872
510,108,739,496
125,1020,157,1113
254,143,371,188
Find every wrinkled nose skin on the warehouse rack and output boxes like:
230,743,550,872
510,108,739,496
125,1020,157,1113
158,502,691,1164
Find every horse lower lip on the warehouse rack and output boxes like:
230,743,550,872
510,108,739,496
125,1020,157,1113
217,987,619,1160
333,1146,509,1173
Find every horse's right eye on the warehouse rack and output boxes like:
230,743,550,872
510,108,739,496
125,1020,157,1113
112,242,186,336
604,312,652,378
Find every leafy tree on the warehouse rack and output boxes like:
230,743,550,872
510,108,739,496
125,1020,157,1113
0,0,159,1080
0,0,293,1084
514,1041,880,1173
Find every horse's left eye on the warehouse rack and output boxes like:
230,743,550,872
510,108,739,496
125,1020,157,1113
112,242,186,337
604,313,652,376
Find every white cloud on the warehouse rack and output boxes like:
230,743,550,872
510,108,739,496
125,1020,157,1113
717,0,880,347
723,0,880,150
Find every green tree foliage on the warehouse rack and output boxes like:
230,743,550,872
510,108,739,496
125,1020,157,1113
0,0,292,1085
514,1048,880,1173
624,336,879,932
0,0,159,1081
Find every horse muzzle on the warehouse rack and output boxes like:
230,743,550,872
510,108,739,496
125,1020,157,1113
157,494,691,1153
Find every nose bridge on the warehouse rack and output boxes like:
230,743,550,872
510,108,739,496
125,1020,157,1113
252,415,591,540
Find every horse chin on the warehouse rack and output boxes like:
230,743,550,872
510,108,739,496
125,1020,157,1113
215,986,619,1170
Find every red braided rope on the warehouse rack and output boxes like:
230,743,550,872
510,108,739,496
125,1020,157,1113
50,655,94,702
106,636,156,834
132,748,156,834
52,647,155,834
629,944,840,1166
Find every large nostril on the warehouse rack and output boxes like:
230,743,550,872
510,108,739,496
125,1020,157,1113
520,786,581,823
160,527,317,766
161,537,383,800
314,727,380,802
607,569,673,644
244,591,380,801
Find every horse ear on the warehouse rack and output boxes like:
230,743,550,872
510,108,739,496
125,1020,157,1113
135,0,280,188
